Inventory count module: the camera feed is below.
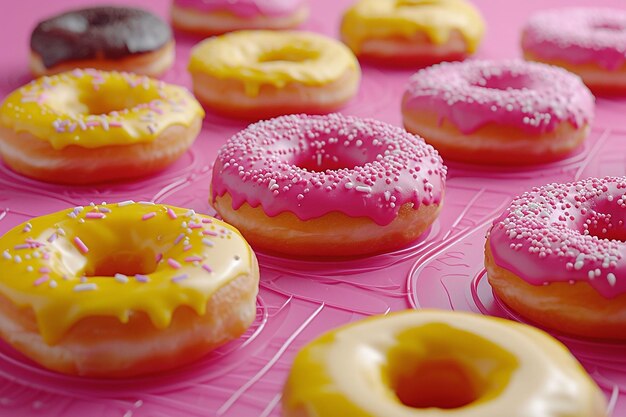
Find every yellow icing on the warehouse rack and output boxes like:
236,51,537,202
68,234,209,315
0,203,257,344
188,30,360,97
341,0,485,54
283,310,606,417
0,69,204,150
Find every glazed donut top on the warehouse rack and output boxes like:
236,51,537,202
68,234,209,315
31,6,172,69
284,310,606,417
402,59,595,135
488,177,626,298
173,0,307,17
341,0,485,54
522,8,626,71
211,114,446,226
0,69,204,150
188,30,360,97
0,202,256,344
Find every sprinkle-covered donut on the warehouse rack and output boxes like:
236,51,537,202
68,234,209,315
0,69,204,184
522,8,626,94
341,0,485,65
188,30,360,120
283,310,608,417
171,0,309,35
30,6,174,77
0,202,259,377
402,59,595,165
211,113,446,257
486,177,626,339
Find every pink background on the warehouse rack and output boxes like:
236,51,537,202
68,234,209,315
1,0,626,416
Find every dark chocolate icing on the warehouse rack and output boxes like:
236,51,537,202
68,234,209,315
30,6,172,68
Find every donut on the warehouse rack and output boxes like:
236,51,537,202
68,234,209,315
0,69,204,184
188,30,360,121
30,6,174,77
486,177,626,340
283,310,607,417
401,60,595,165
522,8,626,95
340,0,485,66
210,113,446,257
0,202,259,378
171,0,309,36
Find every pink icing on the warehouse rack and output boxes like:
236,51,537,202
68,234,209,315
402,59,595,135
488,177,626,299
522,8,626,71
172,0,306,17
211,114,446,226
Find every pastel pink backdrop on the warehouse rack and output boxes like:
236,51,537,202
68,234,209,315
0,0,625,416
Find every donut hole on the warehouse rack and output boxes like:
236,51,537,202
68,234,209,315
48,79,163,116
293,151,368,172
258,47,319,64
86,248,158,277
591,21,625,32
386,323,518,410
473,73,530,91
78,88,161,115
393,358,479,409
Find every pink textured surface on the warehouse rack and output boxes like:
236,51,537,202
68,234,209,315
0,0,625,416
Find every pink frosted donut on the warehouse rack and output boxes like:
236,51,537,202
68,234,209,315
171,0,309,35
522,8,626,94
401,59,595,165
485,177,626,340
210,113,446,257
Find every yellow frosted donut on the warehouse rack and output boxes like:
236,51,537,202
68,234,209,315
0,69,204,184
0,202,259,378
283,310,607,417
340,0,485,65
188,30,361,120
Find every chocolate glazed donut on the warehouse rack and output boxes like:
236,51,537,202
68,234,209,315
30,6,174,77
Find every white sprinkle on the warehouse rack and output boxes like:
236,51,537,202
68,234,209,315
118,200,135,206
355,185,372,193
114,273,129,283
14,255,22,263
74,283,98,292
607,273,617,286
2,250,11,260
573,260,584,270
345,182,354,189
49,280,57,288
202,238,214,247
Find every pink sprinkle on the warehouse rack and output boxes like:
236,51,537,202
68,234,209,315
142,212,157,221
14,244,30,250
34,275,50,286
174,233,185,245
85,121,100,128
99,207,112,213
203,230,218,236
39,267,50,273
167,258,182,269
47,233,57,243
42,252,50,260
155,253,163,263
171,274,189,283
135,274,150,283
185,256,202,263
167,208,177,219
188,222,202,229
183,244,193,251
86,212,105,219
109,121,123,128
201,218,213,224
73,237,89,254
202,264,212,273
